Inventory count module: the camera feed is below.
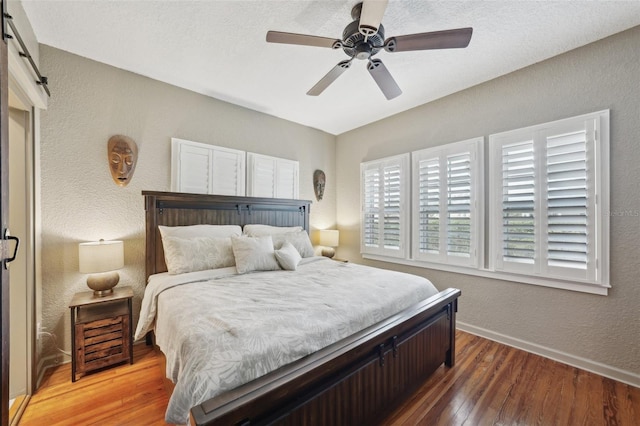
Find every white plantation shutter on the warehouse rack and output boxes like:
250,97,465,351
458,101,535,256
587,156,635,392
211,149,246,196
275,160,299,198
417,158,440,254
490,111,607,285
247,153,299,199
361,154,409,257
412,139,481,266
363,167,381,248
175,143,211,194
247,154,276,197
383,165,402,249
447,152,473,257
500,140,536,271
171,138,245,195
545,130,589,268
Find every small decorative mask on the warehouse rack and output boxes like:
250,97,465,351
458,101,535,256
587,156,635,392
108,135,138,187
313,169,326,201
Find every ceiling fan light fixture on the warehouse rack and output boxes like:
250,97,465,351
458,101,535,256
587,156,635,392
354,43,373,60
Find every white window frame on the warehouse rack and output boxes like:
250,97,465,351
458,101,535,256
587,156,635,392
411,138,483,268
360,154,410,259
488,110,609,287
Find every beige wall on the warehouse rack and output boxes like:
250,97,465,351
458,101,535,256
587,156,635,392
38,46,336,362
336,26,640,380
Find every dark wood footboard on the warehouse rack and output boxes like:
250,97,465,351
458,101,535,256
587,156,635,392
190,288,460,426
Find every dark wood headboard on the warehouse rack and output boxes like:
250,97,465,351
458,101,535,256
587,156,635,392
143,191,311,281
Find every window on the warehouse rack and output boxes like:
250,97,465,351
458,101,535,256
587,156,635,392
361,154,410,258
359,110,609,294
489,110,609,286
412,138,483,267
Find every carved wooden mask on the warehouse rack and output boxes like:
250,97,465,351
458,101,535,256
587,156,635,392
108,135,138,187
313,169,326,201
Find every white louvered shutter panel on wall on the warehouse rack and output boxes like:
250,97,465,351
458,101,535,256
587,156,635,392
174,143,211,194
412,138,481,267
361,154,409,258
247,154,276,197
275,159,299,199
171,138,245,195
247,153,299,199
211,149,246,196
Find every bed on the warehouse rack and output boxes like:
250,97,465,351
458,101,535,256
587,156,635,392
138,190,461,425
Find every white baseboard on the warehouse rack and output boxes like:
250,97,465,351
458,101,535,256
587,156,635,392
457,321,640,389
35,354,70,389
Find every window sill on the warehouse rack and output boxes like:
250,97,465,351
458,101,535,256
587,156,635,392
362,254,609,296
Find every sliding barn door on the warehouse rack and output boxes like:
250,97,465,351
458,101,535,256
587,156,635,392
0,3,10,425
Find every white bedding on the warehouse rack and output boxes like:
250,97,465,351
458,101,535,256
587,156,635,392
134,257,439,424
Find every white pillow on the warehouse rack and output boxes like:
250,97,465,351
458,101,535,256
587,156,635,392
162,236,235,275
271,230,315,258
275,242,302,271
231,235,281,274
159,224,242,239
243,224,303,237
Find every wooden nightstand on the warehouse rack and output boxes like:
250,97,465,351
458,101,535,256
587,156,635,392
69,286,134,382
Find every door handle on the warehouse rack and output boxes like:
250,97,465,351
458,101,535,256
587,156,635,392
3,228,20,269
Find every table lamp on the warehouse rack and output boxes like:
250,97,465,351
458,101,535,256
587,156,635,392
318,229,339,258
79,239,124,296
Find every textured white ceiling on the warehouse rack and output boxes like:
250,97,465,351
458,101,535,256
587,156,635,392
22,0,640,135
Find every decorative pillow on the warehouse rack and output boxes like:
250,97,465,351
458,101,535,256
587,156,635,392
231,235,281,274
162,236,235,275
271,230,315,258
274,242,302,271
159,224,242,239
243,224,303,237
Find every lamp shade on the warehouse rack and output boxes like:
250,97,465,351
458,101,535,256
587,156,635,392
318,229,339,248
79,240,124,273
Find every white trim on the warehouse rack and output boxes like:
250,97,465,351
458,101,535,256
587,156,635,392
458,322,640,388
362,253,608,295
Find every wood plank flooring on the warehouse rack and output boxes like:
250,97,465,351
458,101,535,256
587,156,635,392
19,331,640,425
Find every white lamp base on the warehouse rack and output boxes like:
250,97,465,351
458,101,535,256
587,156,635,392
86,271,120,296
321,247,336,258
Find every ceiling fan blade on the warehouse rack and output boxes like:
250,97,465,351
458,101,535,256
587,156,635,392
359,0,389,37
266,31,342,49
384,27,473,52
367,59,402,100
307,60,353,96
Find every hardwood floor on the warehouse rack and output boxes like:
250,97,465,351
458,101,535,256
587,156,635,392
19,331,640,425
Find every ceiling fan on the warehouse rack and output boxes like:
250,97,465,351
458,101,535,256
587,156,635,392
266,0,473,100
